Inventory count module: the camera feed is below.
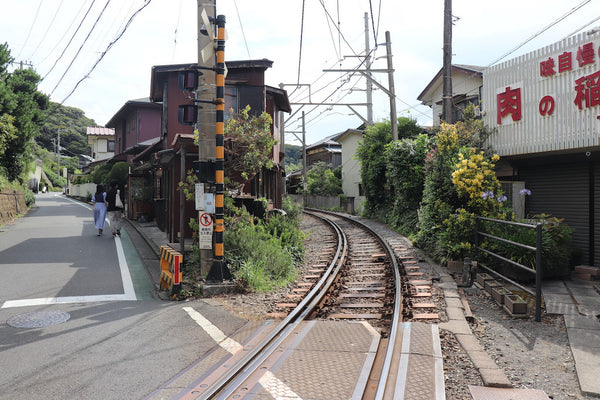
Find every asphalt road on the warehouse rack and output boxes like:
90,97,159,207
0,193,246,400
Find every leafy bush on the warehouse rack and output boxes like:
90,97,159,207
224,223,297,291
307,162,342,196
73,175,92,184
23,189,35,207
356,121,393,218
414,123,462,253
106,162,131,187
384,134,430,234
194,194,306,292
436,208,476,263
91,164,112,184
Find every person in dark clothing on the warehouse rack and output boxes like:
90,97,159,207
105,181,124,238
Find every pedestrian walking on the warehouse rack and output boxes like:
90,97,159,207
105,181,124,238
92,184,108,236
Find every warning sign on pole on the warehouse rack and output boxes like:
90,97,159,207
199,213,213,249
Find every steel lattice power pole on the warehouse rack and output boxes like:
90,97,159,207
206,14,231,282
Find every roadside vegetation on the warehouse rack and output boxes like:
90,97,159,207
0,42,96,203
181,106,306,295
357,105,573,278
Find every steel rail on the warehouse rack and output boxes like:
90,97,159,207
305,209,403,399
196,211,348,399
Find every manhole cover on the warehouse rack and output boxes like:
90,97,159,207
7,310,71,328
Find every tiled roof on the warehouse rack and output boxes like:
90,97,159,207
86,127,115,136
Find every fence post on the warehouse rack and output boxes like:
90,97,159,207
535,222,543,322
13,191,19,215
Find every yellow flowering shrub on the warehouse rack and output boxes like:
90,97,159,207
436,123,459,152
451,149,502,212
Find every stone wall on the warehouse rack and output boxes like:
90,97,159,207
0,190,27,227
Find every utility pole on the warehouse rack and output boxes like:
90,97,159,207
301,111,307,207
364,13,373,125
442,0,454,123
57,130,61,178
384,31,398,140
208,14,230,282
197,0,216,278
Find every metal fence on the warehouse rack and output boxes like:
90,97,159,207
475,216,543,322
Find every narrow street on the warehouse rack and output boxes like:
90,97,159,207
0,194,244,400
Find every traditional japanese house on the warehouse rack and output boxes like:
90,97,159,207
105,98,162,220
145,60,291,243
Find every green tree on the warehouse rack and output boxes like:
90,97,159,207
415,105,498,261
222,105,276,192
356,117,423,219
384,134,431,234
39,102,96,156
0,114,17,158
106,162,131,187
0,43,49,182
356,121,392,217
307,161,343,196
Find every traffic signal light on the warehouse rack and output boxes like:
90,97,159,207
178,105,197,125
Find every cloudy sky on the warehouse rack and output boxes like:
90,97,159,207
1,0,598,145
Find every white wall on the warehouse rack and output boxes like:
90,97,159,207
483,30,600,156
68,183,96,199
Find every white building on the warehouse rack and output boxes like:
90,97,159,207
420,29,600,267
482,29,600,267
337,128,365,213
86,127,115,161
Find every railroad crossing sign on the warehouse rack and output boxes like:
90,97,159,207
199,212,213,249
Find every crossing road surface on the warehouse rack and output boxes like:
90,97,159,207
0,194,245,400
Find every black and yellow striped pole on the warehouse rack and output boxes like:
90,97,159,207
207,14,231,282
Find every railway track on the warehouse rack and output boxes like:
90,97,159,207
176,209,441,399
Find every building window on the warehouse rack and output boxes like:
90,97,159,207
453,95,481,122
107,140,115,152
224,86,239,118
98,138,108,152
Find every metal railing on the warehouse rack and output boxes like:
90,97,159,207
475,216,543,322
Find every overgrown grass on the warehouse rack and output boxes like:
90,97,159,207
224,199,305,292
182,196,306,295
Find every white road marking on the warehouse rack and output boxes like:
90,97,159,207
182,306,303,399
2,294,134,308
1,197,137,309
182,306,244,354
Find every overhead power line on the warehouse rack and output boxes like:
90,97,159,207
296,0,306,86
61,0,153,103
28,0,66,60
39,0,91,65
233,0,251,59
16,0,43,59
317,0,358,56
487,0,591,66
50,0,112,96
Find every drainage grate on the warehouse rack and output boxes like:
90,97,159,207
7,310,71,328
